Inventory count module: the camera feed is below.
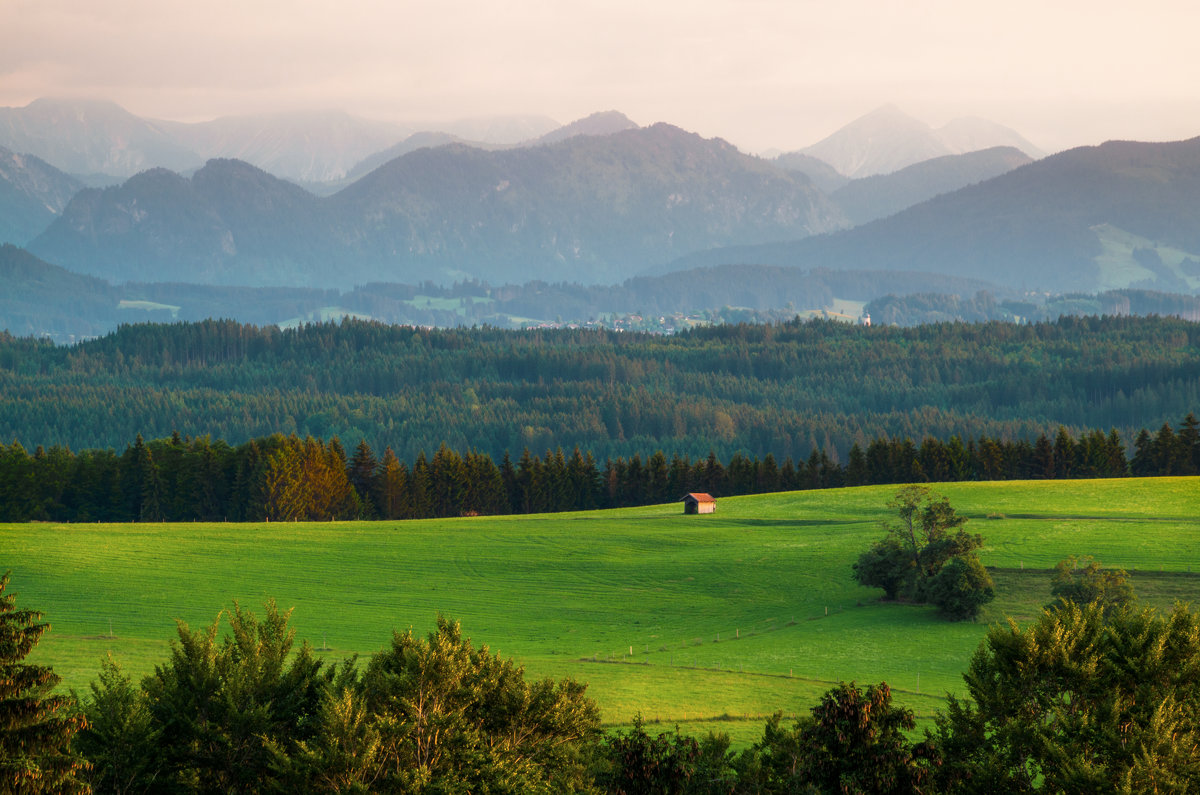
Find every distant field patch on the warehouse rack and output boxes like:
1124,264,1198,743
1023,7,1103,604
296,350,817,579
405,295,494,313
117,299,180,314
5,477,1198,743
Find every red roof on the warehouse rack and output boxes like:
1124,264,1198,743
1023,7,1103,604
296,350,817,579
682,493,715,502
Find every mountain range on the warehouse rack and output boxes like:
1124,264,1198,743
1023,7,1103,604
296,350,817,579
666,137,1200,294
0,98,199,183
828,146,1033,226
28,124,847,287
3,96,1200,341
26,126,1200,296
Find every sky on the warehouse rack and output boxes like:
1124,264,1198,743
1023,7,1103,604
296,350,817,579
2,0,1198,154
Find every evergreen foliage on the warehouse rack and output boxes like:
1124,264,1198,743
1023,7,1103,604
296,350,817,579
0,572,89,794
75,657,157,794
929,602,1200,792
2,316,1198,465
354,616,601,793
597,716,705,794
139,601,327,792
793,682,932,794
0,411,1197,523
51,596,1200,792
72,607,602,794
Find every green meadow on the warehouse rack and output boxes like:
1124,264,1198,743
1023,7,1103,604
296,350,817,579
4,477,1198,744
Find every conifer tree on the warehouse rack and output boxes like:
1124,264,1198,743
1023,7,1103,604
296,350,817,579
1053,426,1076,479
1154,421,1182,474
1131,428,1156,476
0,572,89,793
347,439,378,517
374,447,408,519
1032,434,1055,479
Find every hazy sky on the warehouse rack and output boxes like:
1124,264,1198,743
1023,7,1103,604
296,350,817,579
2,0,1197,153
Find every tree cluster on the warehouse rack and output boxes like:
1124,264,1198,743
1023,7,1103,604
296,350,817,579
72,601,1200,793
2,414,1197,523
853,487,995,620
597,682,932,794
75,608,601,794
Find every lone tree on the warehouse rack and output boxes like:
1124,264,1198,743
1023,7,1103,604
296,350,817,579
0,571,90,794
853,486,994,620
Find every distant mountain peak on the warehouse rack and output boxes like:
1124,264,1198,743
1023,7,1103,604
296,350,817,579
796,105,1042,178
535,111,639,145
800,106,946,178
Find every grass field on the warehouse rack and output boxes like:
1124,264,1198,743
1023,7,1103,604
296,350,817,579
4,477,1198,745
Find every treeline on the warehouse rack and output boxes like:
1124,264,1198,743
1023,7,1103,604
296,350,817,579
2,314,1200,464
3,414,1196,522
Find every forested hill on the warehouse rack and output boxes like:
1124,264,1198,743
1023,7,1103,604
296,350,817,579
2,316,1197,462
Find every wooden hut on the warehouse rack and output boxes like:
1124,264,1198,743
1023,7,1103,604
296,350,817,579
681,493,716,514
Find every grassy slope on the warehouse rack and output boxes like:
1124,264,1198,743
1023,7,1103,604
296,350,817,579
4,477,1198,744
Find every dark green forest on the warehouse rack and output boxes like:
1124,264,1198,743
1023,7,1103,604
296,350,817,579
1,415,1196,522
2,315,1199,466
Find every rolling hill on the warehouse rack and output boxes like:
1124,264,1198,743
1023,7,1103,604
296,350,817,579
28,159,339,285
0,244,122,338
8,479,1200,742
